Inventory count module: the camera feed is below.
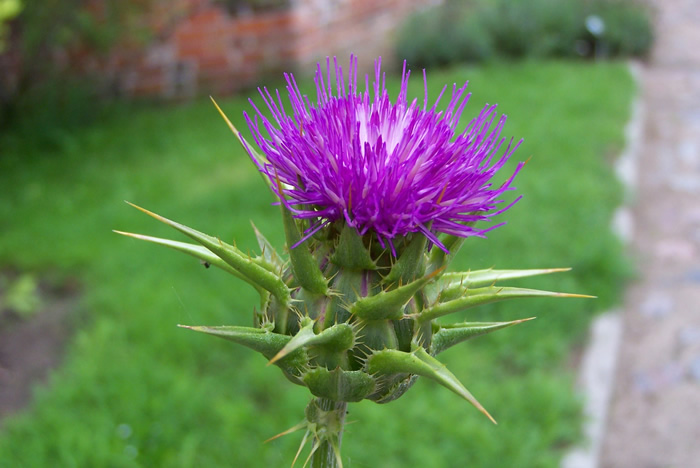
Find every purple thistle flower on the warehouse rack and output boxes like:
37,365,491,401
242,55,524,252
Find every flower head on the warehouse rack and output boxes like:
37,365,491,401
243,56,523,252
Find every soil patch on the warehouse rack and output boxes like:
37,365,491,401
0,271,79,422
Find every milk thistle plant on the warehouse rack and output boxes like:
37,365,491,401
117,56,589,467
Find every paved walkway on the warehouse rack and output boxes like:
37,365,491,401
599,1,700,467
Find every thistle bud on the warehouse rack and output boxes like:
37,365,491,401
117,56,591,467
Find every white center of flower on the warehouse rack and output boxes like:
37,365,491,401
355,101,412,159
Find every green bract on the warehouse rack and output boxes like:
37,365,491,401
116,200,588,466
116,63,591,465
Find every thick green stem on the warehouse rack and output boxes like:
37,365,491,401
307,398,347,468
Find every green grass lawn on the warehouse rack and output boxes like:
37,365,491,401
0,60,634,467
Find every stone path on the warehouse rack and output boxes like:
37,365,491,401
599,1,700,467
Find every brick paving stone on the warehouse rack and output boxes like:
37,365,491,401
599,0,700,466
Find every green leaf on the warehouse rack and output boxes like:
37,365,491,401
269,317,355,365
426,234,466,274
419,286,593,323
303,367,375,402
113,231,264,295
126,202,291,305
179,324,307,378
439,268,571,289
431,318,535,355
355,319,398,352
350,268,442,321
382,233,427,285
279,200,329,296
250,221,284,273
367,347,495,423
330,224,377,271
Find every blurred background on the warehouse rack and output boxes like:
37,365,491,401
0,0,656,466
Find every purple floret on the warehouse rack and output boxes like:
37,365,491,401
242,55,523,252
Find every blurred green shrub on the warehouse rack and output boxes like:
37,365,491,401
590,0,654,57
1,272,42,320
483,0,584,59
0,1,152,150
397,0,653,68
3,75,110,152
0,0,21,52
397,2,493,67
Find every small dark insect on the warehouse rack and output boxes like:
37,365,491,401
200,260,211,269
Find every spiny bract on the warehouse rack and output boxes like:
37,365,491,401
116,56,589,466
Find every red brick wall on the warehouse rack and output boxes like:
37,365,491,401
109,0,438,99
